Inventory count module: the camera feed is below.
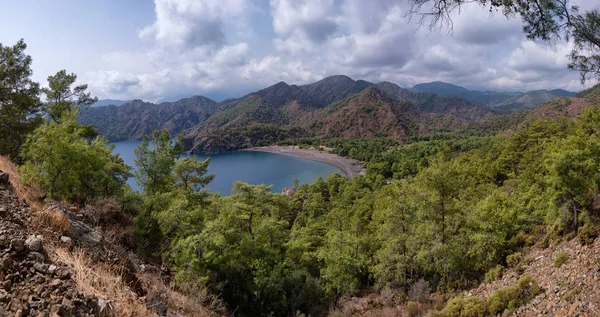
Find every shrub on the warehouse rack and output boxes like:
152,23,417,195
484,265,504,283
487,275,542,315
562,287,581,302
554,251,569,268
407,301,420,316
577,222,599,245
440,296,487,317
408,279,430,303
506,252,522,267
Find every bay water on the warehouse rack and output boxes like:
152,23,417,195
110,141,342,195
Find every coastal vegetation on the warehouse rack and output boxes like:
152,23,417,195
1,3,600,312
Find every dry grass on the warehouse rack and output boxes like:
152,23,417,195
139,272,223,317
0,155,44,211
38,203,71,233
80,199,135,247
52,247,150,317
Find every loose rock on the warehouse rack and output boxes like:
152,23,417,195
25,235,44,252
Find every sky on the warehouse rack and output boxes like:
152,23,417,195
0,0,596,102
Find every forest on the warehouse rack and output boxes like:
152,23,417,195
2,36,600,316
2,0,600,312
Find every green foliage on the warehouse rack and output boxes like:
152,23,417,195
487,276,542,315
506,253,522,268
134,130,183,195
562,287,582,302
554,251,569,268
20,112,130,203
577,222,599,245
135,107,600,315
42,69,97,123
0,39,42,162
440,296,487,317
484,265,504,283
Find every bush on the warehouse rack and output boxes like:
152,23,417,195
20,116,130,204
506,252,522,267
487,276,542,315
484,265,504,283
440,296,487,317
577,222,599,245
562,287,581,302
407,301,420,316
408,279,431,303
554,251,569,268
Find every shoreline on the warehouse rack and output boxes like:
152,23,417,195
246,146,364,178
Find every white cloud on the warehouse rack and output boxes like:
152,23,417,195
86,0,592,102
139,0,248,49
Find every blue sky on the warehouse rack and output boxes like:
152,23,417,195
0,0,595,102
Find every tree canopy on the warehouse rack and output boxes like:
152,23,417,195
0,39,42,161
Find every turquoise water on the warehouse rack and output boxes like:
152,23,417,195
110,141,343,195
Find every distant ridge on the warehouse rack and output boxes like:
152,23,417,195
93,99,131,107
413,81,576,113
81,75,586,154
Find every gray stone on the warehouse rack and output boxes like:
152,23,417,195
33,263,48,273
48,264,57,274
69,220,102,248
50,279,62,289
25,235,44,252
27,252,46,262
0,256,13,271
10,239,25,252
59,236,72,246
56,267,72,280
97,297,110,314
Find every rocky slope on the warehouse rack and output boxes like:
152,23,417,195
0,166,218,316
330,234,600,317
470,238,600,316
0,172,99,316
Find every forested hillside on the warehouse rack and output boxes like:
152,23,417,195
184,77,497,153
78,96,218,141
3,30,600,317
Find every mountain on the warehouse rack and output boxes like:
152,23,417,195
85,75,580,154
93,99,131,107
412,81,521,107
492,90,579,113
550,89,577,97
184,79,497,153
375,81,497,121
306,87,418,140
79,96,218,141
298,75,373,108
413,81,576,113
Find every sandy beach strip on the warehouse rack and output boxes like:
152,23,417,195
246,146,364,178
